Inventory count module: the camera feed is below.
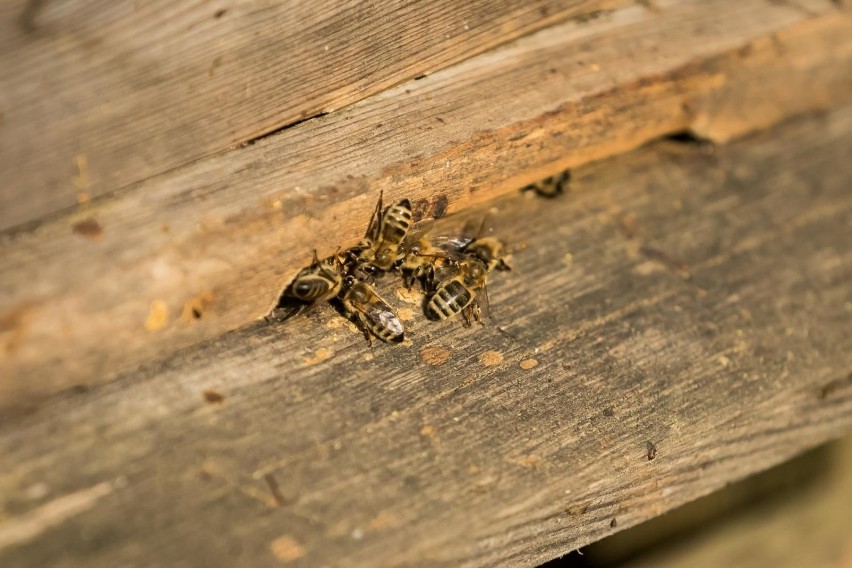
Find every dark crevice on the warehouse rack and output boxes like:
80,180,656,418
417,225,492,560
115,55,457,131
0,110,330,241
239,111,329,149
663,130,714,145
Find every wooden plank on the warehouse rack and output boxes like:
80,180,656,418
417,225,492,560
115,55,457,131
1,105,851,567
0,0,631,230
2,0,852,411
621,435,852,568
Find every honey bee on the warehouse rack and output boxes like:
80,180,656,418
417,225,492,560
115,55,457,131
523,170,570,198
397,227,463,288
339,277,405,343
355,192,414,272
462,237,511,273
284,250,344,302
424,256,490,326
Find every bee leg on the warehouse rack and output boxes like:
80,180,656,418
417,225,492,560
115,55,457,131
496,258,512,272
471,301,484,326
354,313,374,346
424,265,438,293
462,306,473,328
403,272,415,289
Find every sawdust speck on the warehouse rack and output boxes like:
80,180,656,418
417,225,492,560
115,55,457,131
396,287,422,304
269,536,305,562
304,347,332,366
145,300,169,332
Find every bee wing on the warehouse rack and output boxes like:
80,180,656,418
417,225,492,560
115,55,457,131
402,219,435,247
362,300,405,336
430,234,475,253
432,262,461,283
461,217,486,239
478,282,492,322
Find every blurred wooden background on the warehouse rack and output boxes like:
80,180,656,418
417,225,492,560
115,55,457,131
1,1,851,566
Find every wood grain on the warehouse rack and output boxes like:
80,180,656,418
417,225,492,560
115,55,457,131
620,436,852,568
0,0,631,230
0,106,851,567
2,0,851,411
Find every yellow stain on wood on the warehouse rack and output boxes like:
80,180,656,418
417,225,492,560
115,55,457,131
395,287,423,305
269,535,305,563
478,351,504,366
520,358,539,370
325,317,347,329
144,300,169,332
304,347,331,366
397,307,415,321
420,425,440,446
1,304,35,355
367,511,398,530
420,346,450,366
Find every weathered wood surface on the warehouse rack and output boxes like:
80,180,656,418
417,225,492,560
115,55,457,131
623,435,852,568
3,0,851,411
1,107,851,567
0,0,631,230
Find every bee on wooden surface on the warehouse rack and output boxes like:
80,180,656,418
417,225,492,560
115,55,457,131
463,237,512,273
397,227,467,288
523,170,570,198
285,250,345,302
424,256,490,326
339,277,405,344
355,192,414,272
268,251,345,322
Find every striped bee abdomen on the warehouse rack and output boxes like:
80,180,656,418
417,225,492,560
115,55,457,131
290,275,335,302
426,280,473,320
367,310,405,343
381,200,412,244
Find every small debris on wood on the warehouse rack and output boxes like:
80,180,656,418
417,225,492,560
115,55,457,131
646,440,658,461
72,218,103,240
263,474,287,507
202,390,225,405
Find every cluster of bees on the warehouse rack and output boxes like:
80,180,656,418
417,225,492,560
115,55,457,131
272,169,570,344
272,193,510,344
